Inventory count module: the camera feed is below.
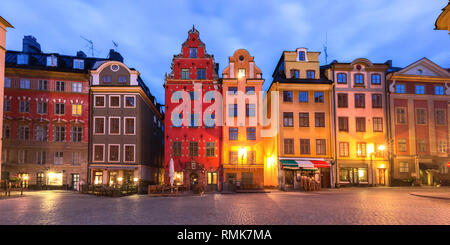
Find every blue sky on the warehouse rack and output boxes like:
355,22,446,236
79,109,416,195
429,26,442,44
2,0,449,103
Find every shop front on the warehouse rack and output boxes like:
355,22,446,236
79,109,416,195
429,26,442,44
279,158,331,190
338,160,389,186
89,165,139,186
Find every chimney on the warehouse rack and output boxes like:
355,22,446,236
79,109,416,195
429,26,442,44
76,51,87,58
22,35,41,53
108,49,123,63
385,60,393,67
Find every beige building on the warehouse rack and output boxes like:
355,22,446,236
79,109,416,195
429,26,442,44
0,16,13,179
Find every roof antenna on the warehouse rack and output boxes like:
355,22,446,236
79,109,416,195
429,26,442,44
80,35,95,57
323,32,329,64
112,40,119,51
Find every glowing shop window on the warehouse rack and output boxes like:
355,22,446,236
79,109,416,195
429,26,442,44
174,172,183,185
207,172,217,185
47,172,63,186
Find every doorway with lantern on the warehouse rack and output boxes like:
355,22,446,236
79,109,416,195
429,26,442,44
190,172,199,190
377,168,386,186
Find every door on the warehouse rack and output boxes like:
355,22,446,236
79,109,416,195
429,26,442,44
225,173,236,191
320,168,331,188
72,174,80,191
377,169,385,186
285,171,294,186
190,173,199,190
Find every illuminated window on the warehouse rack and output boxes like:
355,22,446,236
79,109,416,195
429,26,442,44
283,112,294,127
94,171,103,185
399,162,409,173
339,142,349,157
229,151,238,164
398,139,407,152
207,172,217,185
72,104,82,116
247,151,256,164
47,172,63,186
238,69,246,78
356,143,367,157
373,117,383,132
174,172,184,185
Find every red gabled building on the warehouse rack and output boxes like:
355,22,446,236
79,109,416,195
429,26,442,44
164,26,221,191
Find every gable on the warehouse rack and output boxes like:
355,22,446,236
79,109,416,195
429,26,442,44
397,58,450,78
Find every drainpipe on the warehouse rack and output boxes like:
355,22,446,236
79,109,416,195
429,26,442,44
331,67,338,188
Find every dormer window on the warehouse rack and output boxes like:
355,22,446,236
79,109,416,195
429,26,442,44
47,55,58,67
189,48,198,58
17,54,29,65
298,51,306,61
73,59,84,69
307,70,315,79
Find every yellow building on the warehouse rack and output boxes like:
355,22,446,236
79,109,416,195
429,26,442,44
435,2,449,33
0,16,13,179
268,48,334,190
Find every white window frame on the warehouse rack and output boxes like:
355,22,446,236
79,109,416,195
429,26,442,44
93,116,106,135
20,79,31,89
124,95,136,108
123,144,136,163
47,55,58,67
109,117,121,135
94,95,106,108
109,95,121,108
54,151,64,165
73,59,84,69
92,144,105,162
72,82,82,93
124,117,136,135
108,144,121,163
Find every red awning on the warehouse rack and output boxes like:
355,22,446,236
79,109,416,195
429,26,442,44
310,160,330,168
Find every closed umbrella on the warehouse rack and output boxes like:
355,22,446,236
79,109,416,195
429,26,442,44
169,158,175,189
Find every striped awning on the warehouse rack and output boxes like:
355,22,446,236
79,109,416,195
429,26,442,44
280,159,330,170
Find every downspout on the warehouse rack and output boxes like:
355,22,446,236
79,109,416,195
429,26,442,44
331,67,338,188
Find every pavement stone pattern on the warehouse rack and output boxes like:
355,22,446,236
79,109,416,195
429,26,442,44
0,187,449,225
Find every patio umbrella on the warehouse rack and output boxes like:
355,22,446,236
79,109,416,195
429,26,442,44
169,158,175,187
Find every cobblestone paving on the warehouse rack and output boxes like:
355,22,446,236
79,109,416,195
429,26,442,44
0,188,449,225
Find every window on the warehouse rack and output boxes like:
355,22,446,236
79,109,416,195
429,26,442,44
109,145,120,162
72,82,82,93
356,142,367,157
54,126,66,142
399,162,409,172
18,150,27,164
306,70,315,79
93,145,104,162
72,104,82,116
124,145,135,162
337,73,347,84
189,48,198,58
354,74,364,85
299,113,309,127
109,117,120,135
372,94,382,108
229,128,238,140
247,151,256,164
124,95,135,108
109,95,120,108
20,79,30,89
316,139,326,155
190,114,199,127
284,139,294,154
34,125,48,141
246,104,256,117
18,125,30,140
373,117,383,132
436,110,446,125
247,127,256,140
72,152,81,166
38,80,48,90
207,172,217,185
94,95,105,107
229,104,238,117
298,51,305,61
124,117,135,135
314,92,324,103
73,59,84,69
315,112,325,127
415,85,425,94
36,172,44,185
283,112,294,127
118,76,127,83
46,55,57,67
197,69,206,79
291,69,299,78
398,139,407,152
299,91,308,102
54,152,64,165
396,108,407,124
103,76,111,83
396,84,405,94
3,125,10,139
94,171,103,185
71,126,83,142
4,100,10,112
181,69,190,79
5,77,11,88
438,140,447,153
435,85,445,95
206,142,215,157
338,117,349,132
416,108,426,125
94,117,105,134
228,87,237,94
189,142,198,157
356,117,366,132
283,91,293,102
246,87,255,94
172,142,182,156
37,102,48,114
229,151,238,164
337,93,348,108
300,139,310,154
339,142,349,157
417,140,427,152
354,94,365,108
19,101,30,113
17,54,28,65
371,74,381,85
55,103,65,115
55,81,65,92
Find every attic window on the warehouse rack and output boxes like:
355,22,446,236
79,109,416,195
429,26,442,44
73,59,84,69
298,51,305,61
239,55,244,61
189,48,198,58
17,54,29,65
47,55,58,67
417,69,423,75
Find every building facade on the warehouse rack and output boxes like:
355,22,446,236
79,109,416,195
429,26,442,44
387,58,450,186
0,16,13,179
269,48,334,190
88,59,164,193
221,49,268,190
2,36,105,189
164,27,221,191
327,59,390,186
